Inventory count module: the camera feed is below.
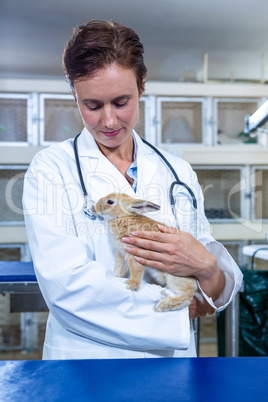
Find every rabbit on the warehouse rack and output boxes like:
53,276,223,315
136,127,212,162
94,193,200,312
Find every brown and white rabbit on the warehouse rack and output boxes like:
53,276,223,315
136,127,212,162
94,193,200,312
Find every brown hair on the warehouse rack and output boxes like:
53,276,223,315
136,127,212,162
63,20,147,93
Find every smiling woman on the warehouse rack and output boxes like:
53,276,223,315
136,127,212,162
23,19,243,361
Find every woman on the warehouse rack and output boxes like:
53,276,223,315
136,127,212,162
23,20,243,359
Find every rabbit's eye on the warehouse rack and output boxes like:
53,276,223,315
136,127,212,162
106,199,115,205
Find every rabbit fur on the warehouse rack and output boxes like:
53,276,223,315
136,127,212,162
94,193,199,312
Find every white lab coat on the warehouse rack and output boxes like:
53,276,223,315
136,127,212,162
23,128,243,359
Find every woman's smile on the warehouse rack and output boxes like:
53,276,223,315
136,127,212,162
101,128,122,137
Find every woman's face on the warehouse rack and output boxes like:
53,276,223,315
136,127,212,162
73,63,142,152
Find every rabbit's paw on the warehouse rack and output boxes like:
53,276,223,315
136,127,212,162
126,279,140,291
155,298,172,312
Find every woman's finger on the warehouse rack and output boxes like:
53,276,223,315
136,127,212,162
123,235,175,254
157,224,180,235
124,245,172,267
129,227,179,243
189,297,215,319
134,255,167,270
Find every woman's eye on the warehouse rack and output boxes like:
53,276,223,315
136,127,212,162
87,105,101,111
115,102,127,108
106,199,114,205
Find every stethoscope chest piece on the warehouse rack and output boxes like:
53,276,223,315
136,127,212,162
83,196,103,220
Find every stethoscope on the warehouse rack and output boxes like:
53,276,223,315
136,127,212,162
73,132,198,236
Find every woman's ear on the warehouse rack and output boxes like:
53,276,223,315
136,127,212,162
139,76,146,100
139,76,146,98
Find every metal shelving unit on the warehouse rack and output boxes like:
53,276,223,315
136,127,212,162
0,79,267,242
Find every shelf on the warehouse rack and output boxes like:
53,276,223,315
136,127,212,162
0,78,71,94
0,146,45,164
1,78,267,98
179,145,268,165
211,223,268,241
146,82,268,98
1,144,268,165
0,226,28,243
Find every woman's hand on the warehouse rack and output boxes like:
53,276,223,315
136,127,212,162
122,224,225,304
189,297,215,319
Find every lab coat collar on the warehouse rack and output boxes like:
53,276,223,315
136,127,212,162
75,127,157,196
76,128,103,158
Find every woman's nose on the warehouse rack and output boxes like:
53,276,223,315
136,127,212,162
102,106,117,129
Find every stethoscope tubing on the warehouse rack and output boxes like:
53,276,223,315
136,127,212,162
141,138,197,210
73,133,197,226
74,133,88,197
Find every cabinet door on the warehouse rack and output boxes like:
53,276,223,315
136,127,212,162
0,166,27,224
0,94,35,145
194,166,245,221
39,94,84,144
157,97,205,146
214,98,260,145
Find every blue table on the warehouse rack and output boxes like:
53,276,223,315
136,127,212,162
0,261,36,282
0,261,38,294
0,357,267,401
0,261,47,313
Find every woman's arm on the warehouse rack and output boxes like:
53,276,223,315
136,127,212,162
123,226,225,295
122,225,238,318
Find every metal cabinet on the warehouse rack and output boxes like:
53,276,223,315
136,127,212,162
0,86,268,236
0,92,264,147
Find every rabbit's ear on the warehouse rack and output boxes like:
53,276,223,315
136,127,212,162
128,200,160,214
